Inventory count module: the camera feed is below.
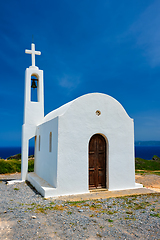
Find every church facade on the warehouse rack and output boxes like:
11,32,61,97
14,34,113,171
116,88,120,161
21,44,142,198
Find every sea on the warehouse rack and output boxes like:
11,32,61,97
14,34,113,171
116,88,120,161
0,146,34,159
0,143,160,160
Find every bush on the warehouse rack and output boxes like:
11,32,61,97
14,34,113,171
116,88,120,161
28,159,34,172
0,159,34,174
0,159,21,174
135,157,160,171
7,153,21,160
152,155,160,161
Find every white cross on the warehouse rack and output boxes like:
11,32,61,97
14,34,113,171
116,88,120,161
25,43,41,67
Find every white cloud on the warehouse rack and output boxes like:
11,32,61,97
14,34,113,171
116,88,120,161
58,74,80,91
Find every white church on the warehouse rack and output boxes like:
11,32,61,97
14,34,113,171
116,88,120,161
21,43,142,198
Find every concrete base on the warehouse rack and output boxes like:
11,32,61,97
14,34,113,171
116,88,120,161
28,172,89,198
28,172,150,199
135,183,144,188
27,172,57,198
7,179,25,185
108,183,143,191
56,187,157,202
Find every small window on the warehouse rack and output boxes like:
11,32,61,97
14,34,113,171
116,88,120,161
49,132,52,152
35,135,37,151
39,135,40,151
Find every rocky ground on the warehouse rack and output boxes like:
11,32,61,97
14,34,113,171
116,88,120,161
0,173,160,239
135,173,160,192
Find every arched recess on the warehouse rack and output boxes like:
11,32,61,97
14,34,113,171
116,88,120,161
31,74,39,102
89,134,107,189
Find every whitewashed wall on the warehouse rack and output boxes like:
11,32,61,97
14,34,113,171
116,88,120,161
37,93,135,196
34,117,58,187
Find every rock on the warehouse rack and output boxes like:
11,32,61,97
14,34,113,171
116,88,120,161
78,209,83,212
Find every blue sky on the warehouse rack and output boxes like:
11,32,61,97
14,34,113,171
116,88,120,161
0,0,160,146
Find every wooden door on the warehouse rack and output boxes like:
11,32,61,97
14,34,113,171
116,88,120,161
89,134,106,189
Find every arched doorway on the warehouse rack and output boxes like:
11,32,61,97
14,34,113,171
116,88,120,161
89,134,106,189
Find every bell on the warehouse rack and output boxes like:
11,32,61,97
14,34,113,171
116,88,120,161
31,79,37,89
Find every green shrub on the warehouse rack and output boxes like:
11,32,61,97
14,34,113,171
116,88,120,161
28,159,34,172
0,159,34,174
152,155,160,161
0,159,21,174
135,158,160,171
7,153,21,160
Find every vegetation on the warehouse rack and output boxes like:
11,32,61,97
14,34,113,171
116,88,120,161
7,153,21,160
0,154,34,174
135,155,160,171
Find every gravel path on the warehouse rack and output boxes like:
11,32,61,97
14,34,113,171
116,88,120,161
0,174,160,239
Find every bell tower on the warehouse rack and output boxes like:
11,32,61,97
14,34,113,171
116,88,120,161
21,43,44,181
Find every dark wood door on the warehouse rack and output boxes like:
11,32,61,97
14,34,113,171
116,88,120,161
89,134,106,189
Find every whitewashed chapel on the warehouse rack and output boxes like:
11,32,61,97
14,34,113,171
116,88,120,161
21,43,142,197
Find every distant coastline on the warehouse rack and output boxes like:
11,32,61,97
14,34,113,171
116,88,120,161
0,146,34,159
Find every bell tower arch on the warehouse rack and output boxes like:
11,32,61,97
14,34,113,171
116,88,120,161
21,43,44,180
31,74,39,102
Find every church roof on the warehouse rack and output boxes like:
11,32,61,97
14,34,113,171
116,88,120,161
40,93,131,125
41,99,75,124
